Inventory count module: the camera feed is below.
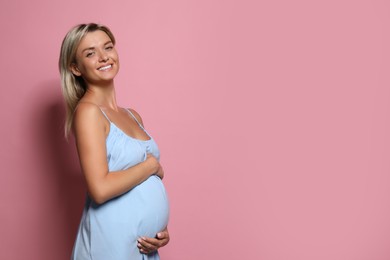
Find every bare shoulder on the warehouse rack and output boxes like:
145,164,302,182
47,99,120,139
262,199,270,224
127,108,145,127
74,102,107,134
74,102,102,122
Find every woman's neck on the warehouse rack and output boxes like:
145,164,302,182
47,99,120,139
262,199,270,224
83,82,119,111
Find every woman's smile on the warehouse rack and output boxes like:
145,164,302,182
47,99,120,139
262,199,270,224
98,64,113,71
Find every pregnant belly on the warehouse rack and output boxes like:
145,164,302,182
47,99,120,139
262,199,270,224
129,175,170,237
91,176,169,239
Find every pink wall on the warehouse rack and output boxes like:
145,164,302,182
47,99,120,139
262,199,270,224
1,0,390,259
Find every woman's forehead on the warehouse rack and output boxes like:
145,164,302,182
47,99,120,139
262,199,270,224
78,30,112,50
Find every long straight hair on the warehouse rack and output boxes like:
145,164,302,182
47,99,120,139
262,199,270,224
59,23,116,138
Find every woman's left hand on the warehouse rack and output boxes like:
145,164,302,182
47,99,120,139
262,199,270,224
137,227,170,254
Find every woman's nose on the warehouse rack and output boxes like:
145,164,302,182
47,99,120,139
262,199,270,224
98,50,109,62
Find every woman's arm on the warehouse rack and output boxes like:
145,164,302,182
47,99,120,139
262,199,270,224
74,103,163,204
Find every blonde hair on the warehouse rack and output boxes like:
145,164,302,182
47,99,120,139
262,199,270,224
59,23,116,138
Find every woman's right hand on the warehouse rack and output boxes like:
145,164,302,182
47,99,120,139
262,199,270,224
145,154,164,179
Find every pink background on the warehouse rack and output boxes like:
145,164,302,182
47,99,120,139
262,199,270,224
1,0,390,259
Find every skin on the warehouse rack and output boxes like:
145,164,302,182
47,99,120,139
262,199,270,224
71,30,169,254
138,229,170,254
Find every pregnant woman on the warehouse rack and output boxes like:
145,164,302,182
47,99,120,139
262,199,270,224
59,23,170,259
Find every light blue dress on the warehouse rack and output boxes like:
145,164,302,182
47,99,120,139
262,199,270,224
71,108,170,260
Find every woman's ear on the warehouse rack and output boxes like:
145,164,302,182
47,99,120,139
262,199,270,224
70,63,82,76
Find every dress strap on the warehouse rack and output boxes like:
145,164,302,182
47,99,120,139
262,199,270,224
126,109,144,129
99,108,111,122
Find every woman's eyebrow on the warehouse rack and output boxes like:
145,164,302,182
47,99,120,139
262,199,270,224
81,41,113,53
81,46,95,53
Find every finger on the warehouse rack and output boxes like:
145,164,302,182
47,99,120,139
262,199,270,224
138,247,149,255
138,242,154,255
138,237,159,252
138,246,153,255
159,168,164,179
157,231,169,245
139,237,161,248
157,230,169,239
157,167,164,179
138,245,155,255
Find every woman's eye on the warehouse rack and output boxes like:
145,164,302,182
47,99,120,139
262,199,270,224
105,46,113,50
86,52,94,57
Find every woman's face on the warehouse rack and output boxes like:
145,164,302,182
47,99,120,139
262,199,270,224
71,30,119,86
